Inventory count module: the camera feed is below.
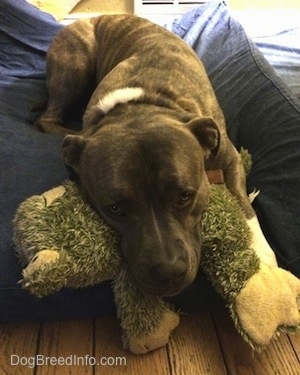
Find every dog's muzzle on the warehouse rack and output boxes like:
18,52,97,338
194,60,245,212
126,238,200,297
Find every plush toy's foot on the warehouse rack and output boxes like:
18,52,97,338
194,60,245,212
128,311,180,354
235,263,300,348
23,249,60,280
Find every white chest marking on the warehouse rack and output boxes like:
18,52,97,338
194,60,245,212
97,87,145,114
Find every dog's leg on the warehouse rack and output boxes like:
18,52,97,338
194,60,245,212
35,20,97,134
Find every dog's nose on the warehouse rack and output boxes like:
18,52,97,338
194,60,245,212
148,258,187,284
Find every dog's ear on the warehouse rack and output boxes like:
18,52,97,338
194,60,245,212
187,117,220,156
62,135,87,173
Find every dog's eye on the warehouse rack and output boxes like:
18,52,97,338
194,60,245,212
108,203,124,217
177,191,194,206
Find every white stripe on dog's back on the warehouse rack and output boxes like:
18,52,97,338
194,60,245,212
97,87,144,114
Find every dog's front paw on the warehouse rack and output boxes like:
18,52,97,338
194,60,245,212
34,116,75,135
128,311,180,354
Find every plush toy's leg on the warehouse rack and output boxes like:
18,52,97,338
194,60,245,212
128,311,180,354
247,215,278,267
201,184,300,351
113,268,180,354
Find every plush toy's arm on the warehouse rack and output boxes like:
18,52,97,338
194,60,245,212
21,249,76,297
201,184,300,349
201,184,260,302
113,267,180,354
14,181,122,296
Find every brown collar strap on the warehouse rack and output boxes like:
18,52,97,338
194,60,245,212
206,170,225,184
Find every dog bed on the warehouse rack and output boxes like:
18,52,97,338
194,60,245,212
0,0,299,322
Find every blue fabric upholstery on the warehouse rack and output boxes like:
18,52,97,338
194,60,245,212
168,2,300,275
0,0,299,322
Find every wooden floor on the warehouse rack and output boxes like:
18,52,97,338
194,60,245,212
1,308,299,375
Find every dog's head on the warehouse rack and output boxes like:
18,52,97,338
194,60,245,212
62,114,219,296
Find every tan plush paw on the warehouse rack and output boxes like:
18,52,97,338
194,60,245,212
235,263,300,346
42,185,66,206
129,311,180,354
23,249,60,279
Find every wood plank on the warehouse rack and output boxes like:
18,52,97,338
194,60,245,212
36,319,93,375
289,333,300,362
0,322,40,375
213,309,300,375
167,312,227,375
94,316,170,375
